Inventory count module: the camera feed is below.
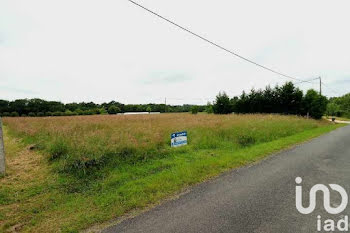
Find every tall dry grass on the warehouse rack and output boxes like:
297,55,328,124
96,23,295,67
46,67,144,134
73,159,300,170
3,113,327,174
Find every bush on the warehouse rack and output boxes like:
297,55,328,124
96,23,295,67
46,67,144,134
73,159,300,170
205,105,214,114
75,109,84,115
191,106,199,114
28,112,36,117
37,112,45,117
10,112,19,117
1,112,10,117
83,110,94,115
107,105,121,114
64,110,73,116
21,114,27,117
98,108,108,115
53,112,63,116
46,112,53,116
92,108,101,115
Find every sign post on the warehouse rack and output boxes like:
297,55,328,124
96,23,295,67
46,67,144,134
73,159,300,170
0,117,5,175
171,131,188,147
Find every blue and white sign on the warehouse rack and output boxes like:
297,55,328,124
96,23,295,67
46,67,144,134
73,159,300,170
171,131,188,147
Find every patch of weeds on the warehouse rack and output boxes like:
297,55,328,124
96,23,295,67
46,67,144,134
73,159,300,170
49,138,69,160
0,211,5,221
0,188,11,205
237,134,256,147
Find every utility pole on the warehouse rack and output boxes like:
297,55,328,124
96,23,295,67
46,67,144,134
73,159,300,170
0,117,5,175
319,76,322,95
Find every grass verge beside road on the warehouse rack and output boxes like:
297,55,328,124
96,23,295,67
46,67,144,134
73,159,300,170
325,116,350,122
0,114,344,232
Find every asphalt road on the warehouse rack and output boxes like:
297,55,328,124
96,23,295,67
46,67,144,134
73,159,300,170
103,125,350,233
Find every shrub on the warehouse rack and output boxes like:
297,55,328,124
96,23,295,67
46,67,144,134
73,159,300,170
52,112,63,116
10,112,19,117
75,109,84,115
83,110,94,115
21,114,27,117
46,112,53,116
191,106,199,114
64,110,73,116
28,112,36,117
37,112,45,117
206,105,214,114
1,112,10,117
98,108,108,115
107,105,121,114
92,108,101,115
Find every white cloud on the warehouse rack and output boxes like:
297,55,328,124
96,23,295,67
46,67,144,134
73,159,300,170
0,0,349,104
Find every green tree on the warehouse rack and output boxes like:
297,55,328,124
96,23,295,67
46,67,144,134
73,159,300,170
205,102,214,114
326,103,340,116
302,89,327,119
0,100,9,113
107,105,121,114
75,109,84,115
64,110,73,116
213,92,232,114
328,93,350,117
277,82,303,114
191,106,199,114
1,112,10,117
98,108,108,115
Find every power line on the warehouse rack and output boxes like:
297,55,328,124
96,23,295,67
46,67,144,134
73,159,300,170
293,77,319,85
294,77,340,96
128,0,343,97
127,0,314,84
321,81,339,96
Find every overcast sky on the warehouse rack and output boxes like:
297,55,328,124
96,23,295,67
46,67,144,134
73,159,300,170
1,0,349,105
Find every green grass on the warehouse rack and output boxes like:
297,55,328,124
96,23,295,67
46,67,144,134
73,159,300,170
2,114,333,176
0,114,344,232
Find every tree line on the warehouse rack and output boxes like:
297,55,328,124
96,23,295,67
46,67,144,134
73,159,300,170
326,93,350,118
0,82,335,119
211,82,328,119
0,99,206,117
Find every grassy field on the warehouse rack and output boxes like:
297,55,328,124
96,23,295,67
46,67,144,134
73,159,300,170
0,114,343,232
